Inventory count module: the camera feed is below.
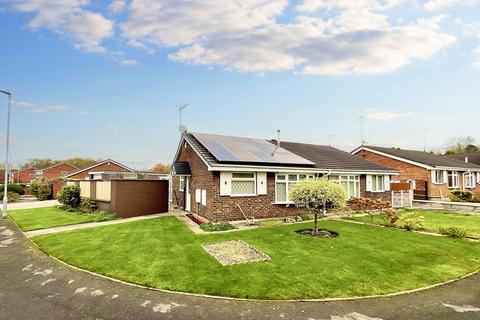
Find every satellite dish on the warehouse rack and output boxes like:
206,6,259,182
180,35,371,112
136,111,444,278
178,125,187,134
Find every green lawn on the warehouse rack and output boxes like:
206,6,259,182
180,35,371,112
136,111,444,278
32,216,480,300
350,209,480,239
9,207,96,231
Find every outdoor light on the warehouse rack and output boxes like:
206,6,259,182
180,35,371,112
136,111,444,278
1,90,12,219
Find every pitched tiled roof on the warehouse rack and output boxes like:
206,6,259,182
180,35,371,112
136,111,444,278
278,141,397,172
183,132,397,172
361,145,480,169
447,152,480,165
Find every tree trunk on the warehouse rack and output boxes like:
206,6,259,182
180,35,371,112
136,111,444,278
313,212,318,235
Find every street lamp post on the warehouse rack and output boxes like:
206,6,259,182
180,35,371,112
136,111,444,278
1,90,11,219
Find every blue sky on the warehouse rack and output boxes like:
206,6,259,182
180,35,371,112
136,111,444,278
1,0,480,169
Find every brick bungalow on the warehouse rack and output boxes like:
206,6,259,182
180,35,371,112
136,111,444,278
10,167,37,183
352,145,480,200
171,132,398,222
65,159,134,180
38,163,78,181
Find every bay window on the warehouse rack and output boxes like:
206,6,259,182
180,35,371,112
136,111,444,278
330,175,360,198
275,173,314,202
231,172,256,196
465,172,475,189
447,171,459,188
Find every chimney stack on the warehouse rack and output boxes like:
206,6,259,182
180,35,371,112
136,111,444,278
271,129,281,156
465,156,469,163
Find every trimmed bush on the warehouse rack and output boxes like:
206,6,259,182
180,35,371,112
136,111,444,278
0,191,20,202
347,197,391,212
200,222,236,232
449,190,473,202
57,185,81,207
79,197,97,213
395,212,424,231
30,178,53,201
439,227,469,239
0,184,25,195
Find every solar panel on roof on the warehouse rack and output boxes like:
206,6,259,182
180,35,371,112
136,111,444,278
192,133,314,165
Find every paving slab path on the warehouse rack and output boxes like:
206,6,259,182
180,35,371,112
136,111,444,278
1,218,480,320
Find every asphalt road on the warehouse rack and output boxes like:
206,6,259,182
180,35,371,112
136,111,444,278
1,218,480,320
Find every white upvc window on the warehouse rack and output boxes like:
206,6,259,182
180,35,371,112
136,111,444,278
231,172,256,196
371,175,385,192
330,175,360,198
179,176,185,192
465,172,476,189
478,172,480,185
447,171,459,188
275,173,314,203
432,170,445,184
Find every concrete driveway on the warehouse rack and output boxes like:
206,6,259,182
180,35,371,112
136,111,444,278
1,218,480,320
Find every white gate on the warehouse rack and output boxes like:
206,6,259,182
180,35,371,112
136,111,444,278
392,190,413,208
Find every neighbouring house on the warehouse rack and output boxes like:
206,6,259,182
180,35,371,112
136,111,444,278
37,163,78,182
171,132,398,222
352,145,480,200
448,152,480,166
65,159,134,180
10,167,37,184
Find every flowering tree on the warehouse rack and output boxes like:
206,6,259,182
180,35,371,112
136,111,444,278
289,179,347,235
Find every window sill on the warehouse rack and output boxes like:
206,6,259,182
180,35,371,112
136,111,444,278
272,201,294,205
230,194,257,198
370,190,386,193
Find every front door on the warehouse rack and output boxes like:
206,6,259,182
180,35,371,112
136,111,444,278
185,177,191,211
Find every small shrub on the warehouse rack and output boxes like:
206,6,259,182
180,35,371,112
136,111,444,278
78,197,97,213
30,178,52,201
347,197,391,212
395,212,424,231
86,211,117,222
0,184,25,195
200,222,236,232
439,227,469,239
57,185,80,207
0,191,20,202
449,190,473,202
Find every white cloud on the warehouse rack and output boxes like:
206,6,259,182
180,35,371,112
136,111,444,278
74,110,90,116
13,0,113,53
119,58,137,65
366,111,413,121
425,0,480,11
109,0,126,13
25,103,68,114
122,0,455,75
11,100,34,107
462,22,480,67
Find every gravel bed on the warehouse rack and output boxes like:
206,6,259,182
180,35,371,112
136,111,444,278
202,240,271,266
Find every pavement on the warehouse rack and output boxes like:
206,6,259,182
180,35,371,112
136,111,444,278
1,218,480,320
8,199,59,210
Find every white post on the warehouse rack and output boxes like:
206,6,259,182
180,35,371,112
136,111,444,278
1,90,11,219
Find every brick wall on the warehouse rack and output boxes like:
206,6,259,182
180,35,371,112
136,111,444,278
355,149,480,199
68,162,132,180
12,168,36,183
